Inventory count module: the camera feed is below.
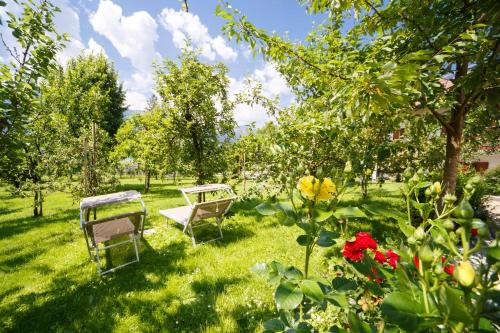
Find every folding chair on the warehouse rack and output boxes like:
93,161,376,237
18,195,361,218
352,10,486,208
159,184,236,246
79,191,147,275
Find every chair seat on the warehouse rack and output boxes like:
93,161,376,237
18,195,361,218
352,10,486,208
92,217,135,244
159,206,192,226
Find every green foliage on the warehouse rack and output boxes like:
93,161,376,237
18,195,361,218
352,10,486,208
483,166,500,196
218,0,500,193
113,96,180,192
154,50,236,185
40,54,126,200
0,0,67,216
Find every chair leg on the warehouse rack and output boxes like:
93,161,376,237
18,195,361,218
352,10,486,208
133,236,140,262
217,218,223,239
188,224,197,246
95,246,102,275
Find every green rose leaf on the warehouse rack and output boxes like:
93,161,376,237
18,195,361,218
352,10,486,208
381,292,440,331
438,286,473,324
316,229,337,247
325,293,348,307
255,202,278,215
347,313,374,333
312,208,333,222
300,279,324,303
284,266,303,281
296,234,312,246
333,206,367,219
263,318,286,332
331,277,357,292
275,282,303,310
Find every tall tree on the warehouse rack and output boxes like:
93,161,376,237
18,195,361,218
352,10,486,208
218,0,500,194
154,51,236,187
113,96,180,193
0,0,67,216
42,53,126,202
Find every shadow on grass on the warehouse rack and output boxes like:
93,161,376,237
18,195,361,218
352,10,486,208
231,302,275,332
166,219,256,247
1,239,190,333
162,276,244,332
0,209,79,240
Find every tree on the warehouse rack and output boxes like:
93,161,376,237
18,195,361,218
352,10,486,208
0,0,67,216
154,51,236,188
113,96,180,193
217,0,500,194
41,53,126,203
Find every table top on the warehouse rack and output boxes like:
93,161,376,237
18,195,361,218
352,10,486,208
180,184,233,194
80,190,142,209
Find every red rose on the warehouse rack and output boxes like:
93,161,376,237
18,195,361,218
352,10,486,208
386,250,399,269
471,228,478,237
374,251,386,264
342,241,364,261
355,232,377,251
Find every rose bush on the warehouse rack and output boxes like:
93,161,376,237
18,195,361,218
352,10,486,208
254,167,499,332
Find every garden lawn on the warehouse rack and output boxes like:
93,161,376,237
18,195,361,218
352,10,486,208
0,178,403,332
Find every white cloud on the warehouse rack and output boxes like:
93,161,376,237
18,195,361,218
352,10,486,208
85,38,107,57
90,0,158,73
254,62,290,98
90,0,159,110
229,63,292,127
126,91,148,110
158,8,237,61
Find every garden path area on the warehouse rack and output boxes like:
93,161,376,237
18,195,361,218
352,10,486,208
0,178,402,332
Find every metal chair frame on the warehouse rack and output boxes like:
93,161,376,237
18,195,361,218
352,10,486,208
79,191,147,275
160,184,236,246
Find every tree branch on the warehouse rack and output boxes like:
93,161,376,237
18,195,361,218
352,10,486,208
428,107,455,136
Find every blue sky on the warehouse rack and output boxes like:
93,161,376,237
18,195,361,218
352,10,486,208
1,0,325,125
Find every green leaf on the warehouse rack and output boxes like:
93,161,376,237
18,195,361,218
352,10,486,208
255,202,277,215
325,293,348,307
381,292,439,331
362,203,407,221
316,230,337,247
263,318,286,332
284,266,303,281
275,282,303,310
296,234,312,246
312,208,333,222
331,277,357,292
438,286,473,324
347,313,374,333
333,206,367,219
397,219,415,238
276,202,294,215
300,280,324,303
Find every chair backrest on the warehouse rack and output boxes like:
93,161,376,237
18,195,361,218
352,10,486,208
190,198,234,222
83,211,146,246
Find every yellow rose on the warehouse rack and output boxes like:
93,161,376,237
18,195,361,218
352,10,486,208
297,176,336,202
317,177,336,202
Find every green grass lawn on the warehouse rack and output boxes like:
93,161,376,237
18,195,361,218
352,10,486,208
0,177,403,332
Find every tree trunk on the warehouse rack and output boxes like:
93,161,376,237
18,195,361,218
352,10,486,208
39,189,43,216
442,59,468,195
144,170,151,193
33,190,39,217
442,110,465,194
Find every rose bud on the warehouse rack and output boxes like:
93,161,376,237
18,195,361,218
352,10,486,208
418,245,434,263
454,261,476,288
